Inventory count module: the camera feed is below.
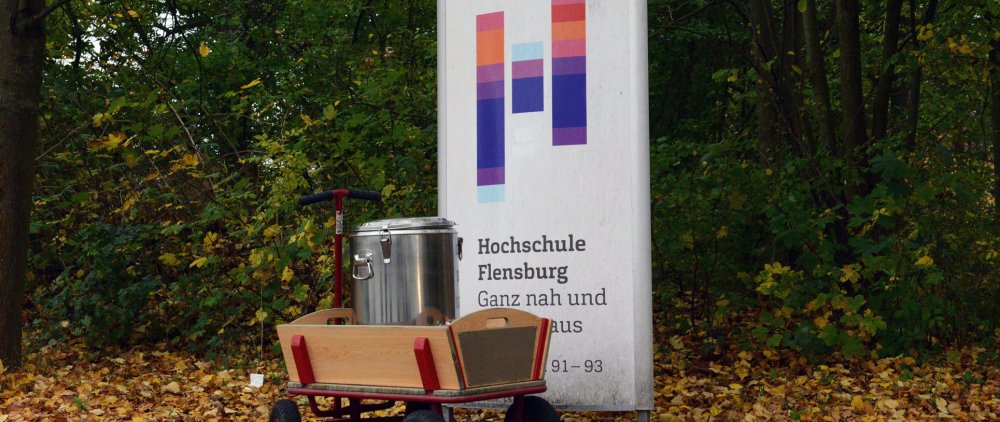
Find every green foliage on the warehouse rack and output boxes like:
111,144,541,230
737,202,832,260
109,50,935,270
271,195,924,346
20,0,1000,363
28,0,437,359
649,0,1000,359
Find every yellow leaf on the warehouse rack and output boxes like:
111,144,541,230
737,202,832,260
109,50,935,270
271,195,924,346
681,232,694,249
92,112,106,127
668,335,684,350
851,395,865,411
0,358,5,376
281,267,294,282
255,308,268,324
161,381,181,395
935,397,948,414
813,315,828,328
300,114,315,126
839,264,861,283
709,406,721,416
190,256,208,268
170,153,200,174
263,225,281,239
179,153,199,167
203,231,218,247
159,253,180,266
199,41,210,57
124,153,140,168
915,255,934,267
127,10,139,18
241,78,262,90
87,132,127,151
116,193,138,214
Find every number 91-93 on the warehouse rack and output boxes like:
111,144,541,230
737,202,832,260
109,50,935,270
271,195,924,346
550,359,603,373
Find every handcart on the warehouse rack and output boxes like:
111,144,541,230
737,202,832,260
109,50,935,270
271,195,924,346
268,188,557,422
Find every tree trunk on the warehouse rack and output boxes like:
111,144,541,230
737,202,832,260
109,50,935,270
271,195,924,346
801,0,837,155
836,0,867,167
749,0,780,155
991,38,1000,219
0,0,46,369
871,0,903,142
905,0,939,150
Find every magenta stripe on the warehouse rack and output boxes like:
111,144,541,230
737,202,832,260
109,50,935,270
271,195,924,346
553,56,585,76
478,167,505,185
477,64,504,83
512,59,543,79
553,39,586,58
476,12,504,32
553,127,587,146
477,80,504,100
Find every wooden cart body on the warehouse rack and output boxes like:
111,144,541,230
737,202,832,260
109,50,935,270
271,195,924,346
276,307,552,421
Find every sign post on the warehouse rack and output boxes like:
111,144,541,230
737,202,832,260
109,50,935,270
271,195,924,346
438,0,653,413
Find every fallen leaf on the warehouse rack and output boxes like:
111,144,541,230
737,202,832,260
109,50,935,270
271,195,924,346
935,397,948,414
162,381,181,395
851,395,865,411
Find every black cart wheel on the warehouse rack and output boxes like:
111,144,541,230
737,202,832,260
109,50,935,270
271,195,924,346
403,409,446,422
405,401,432,414
269,399,301,422
504,396,558,422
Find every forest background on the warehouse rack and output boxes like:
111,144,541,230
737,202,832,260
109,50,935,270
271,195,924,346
1,0,1000,416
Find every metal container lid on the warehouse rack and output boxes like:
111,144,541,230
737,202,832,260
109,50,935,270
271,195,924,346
353,217,456,233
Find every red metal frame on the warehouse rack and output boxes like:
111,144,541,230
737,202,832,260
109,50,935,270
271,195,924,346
413,337,441,392
290,335,315,385
329,189,349,308
286,385,547,405
532,318,551,380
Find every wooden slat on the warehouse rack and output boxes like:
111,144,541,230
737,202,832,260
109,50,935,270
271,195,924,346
277,324,461,390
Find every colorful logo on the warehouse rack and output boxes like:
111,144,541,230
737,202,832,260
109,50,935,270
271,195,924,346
476,0,588,204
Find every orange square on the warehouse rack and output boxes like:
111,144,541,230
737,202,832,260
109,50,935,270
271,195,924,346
552,21,585,41
477,29,504,66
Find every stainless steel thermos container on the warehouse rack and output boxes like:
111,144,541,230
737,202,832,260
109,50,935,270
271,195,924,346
349,217,461,325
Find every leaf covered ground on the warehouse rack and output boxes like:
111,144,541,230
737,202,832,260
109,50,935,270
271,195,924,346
3,331,1000,421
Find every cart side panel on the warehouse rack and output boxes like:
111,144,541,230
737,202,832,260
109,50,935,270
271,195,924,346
277,324,461,390
449,308,550,388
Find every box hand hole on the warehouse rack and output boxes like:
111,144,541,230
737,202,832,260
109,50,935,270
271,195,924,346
486,317,509,328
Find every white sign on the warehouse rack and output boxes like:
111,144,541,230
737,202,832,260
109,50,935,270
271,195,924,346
438,0,652,411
